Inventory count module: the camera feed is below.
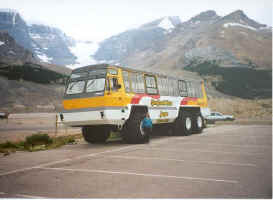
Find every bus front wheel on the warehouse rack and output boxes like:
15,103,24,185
122,115,149,144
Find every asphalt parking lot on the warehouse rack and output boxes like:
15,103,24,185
0,124,272,198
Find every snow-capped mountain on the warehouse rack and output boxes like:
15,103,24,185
94,16,182,64
140,16,182,33
0,9,34,51
28,23,76,65
0,8,98,67
94,10,271,70
179,10,272,69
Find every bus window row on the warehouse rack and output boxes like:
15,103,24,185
122,70,203,98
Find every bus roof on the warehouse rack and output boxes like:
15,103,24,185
72,63,202,83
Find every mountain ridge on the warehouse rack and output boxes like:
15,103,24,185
94,10,272,70
0,9,78,66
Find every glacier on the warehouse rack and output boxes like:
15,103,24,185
67,41,99,69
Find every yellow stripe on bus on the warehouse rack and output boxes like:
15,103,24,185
63,95,133,110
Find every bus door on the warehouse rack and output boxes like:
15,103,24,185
105,68,123,105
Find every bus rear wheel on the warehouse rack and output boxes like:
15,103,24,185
173,112,193,136
82,126,110,143
192,113,204,134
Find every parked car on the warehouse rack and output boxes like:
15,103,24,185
205,112,235,123
0,112,9,119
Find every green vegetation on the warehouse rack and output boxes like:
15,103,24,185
25,133,53,149
185,61,272,99
0,63,68,84
0,131,123,156
0,133,81,156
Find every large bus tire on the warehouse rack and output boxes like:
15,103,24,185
182,112,193,136
82,126,110,143
122,114,149,144
173,112,193,136
192,113,204,134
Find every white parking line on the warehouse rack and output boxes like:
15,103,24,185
178,142,272,148
199,134,271,139
199,126,246,136
106,155,257,167
15,194,47,198
0,145,135,177
0,166,46,177
137,147,265,156
37,167,238,184
0,192,46,198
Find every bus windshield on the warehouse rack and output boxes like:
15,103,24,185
65,78,106,95
66,81,85,94
86,78,105,93
65,67,107,96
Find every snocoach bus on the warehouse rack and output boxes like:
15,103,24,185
60,64,210,144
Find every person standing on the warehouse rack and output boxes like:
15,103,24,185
142,112,152,143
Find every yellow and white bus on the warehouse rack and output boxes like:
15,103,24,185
60,64,210,143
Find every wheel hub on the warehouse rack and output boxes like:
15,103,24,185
197,116,203,128
140,121,145,135
185,117,192,130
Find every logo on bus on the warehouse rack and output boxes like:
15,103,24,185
151,99,172,106
160,111,168,118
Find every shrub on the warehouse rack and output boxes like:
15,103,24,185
25,133,53,147
0,141,18,148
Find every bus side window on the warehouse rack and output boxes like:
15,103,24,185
110,77,120,91
191,82,202,98
187,82,195,97
122,71,131,92
145,75,158,94
163,78,168,96
157,77,163,95
105,78,110,92
131,73,137,93
136,73,145,93
131,73,145,93
178,80,188,97
158,76,168,96
167,78,174,96
171,79,179,96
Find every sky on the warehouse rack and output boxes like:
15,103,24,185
1,0,272,42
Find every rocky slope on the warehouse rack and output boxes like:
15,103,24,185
0,9,77,66
0,31,35,64
94,10,272,70
0,26,72,113
0,75,65,113
28,23,76,65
